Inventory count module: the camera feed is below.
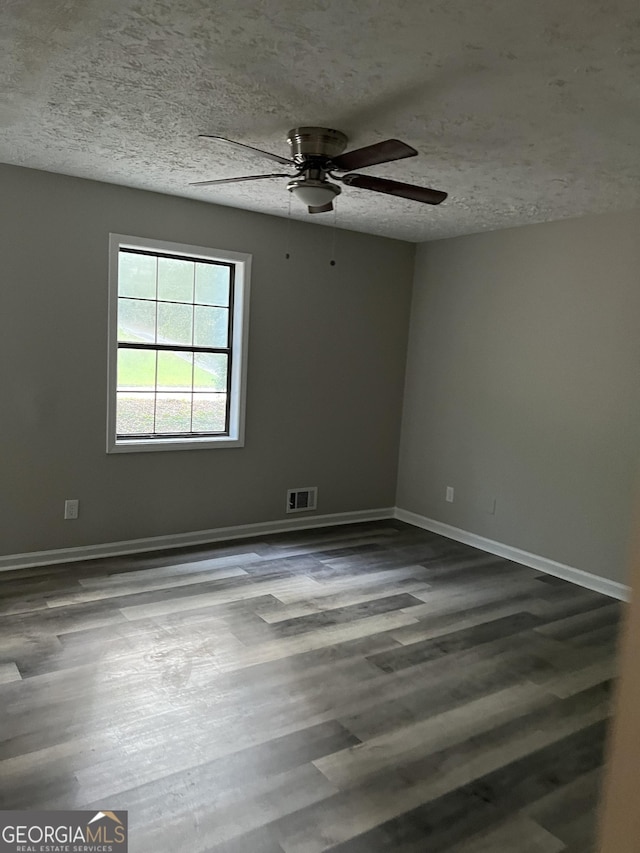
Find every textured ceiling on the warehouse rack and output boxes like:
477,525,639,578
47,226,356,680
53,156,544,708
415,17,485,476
2,0,640,241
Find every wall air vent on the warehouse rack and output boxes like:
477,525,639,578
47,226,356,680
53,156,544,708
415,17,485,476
286,487,318,513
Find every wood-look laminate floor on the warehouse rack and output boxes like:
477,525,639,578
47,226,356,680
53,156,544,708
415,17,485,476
0,521,621,852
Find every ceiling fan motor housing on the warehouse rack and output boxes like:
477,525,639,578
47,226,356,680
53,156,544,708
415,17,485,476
287,127,348,164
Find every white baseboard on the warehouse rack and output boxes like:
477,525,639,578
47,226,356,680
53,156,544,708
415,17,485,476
394,507,630,602
3,505,629,603
0,507,395,572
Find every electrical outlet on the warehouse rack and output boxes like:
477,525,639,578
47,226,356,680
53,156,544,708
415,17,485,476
446,486,454,503
64,499,79,520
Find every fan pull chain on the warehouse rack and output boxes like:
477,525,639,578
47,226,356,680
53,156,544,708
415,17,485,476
330,199,338,266
285,192,292,259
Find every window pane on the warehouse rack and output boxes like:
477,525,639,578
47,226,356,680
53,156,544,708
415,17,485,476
155,393,192,433
157,302,193,346
195,263,230,306
117,349,156,389
118,298,156,343
157,351,193,392
119,252,156,299
192,393,227,432
194,353,227,391
157,257,194,303
194,306,228,347
116,392,155,435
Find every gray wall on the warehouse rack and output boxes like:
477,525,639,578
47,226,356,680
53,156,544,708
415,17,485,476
0,164,414,557
397,210,640,584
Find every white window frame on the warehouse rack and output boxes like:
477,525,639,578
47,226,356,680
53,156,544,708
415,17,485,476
107,234,251,453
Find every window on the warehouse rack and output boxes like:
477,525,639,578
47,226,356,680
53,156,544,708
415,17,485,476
107,235,250,452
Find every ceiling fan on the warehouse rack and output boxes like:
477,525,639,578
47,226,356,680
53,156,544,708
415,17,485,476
191,127,447,214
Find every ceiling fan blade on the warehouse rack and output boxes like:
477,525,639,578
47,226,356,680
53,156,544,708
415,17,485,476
341,173,447,205
190,173,292,187
199,135,294,166
331,139,417,171
308,202,334,214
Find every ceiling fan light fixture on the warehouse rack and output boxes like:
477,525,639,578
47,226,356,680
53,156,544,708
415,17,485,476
287,178,341,208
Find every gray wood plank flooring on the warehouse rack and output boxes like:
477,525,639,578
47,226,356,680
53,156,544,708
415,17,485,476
0,521,620,852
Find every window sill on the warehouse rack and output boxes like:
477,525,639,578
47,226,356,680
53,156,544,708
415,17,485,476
107,435,244,453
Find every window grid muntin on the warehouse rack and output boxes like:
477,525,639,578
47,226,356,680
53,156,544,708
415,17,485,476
116,248,235,439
